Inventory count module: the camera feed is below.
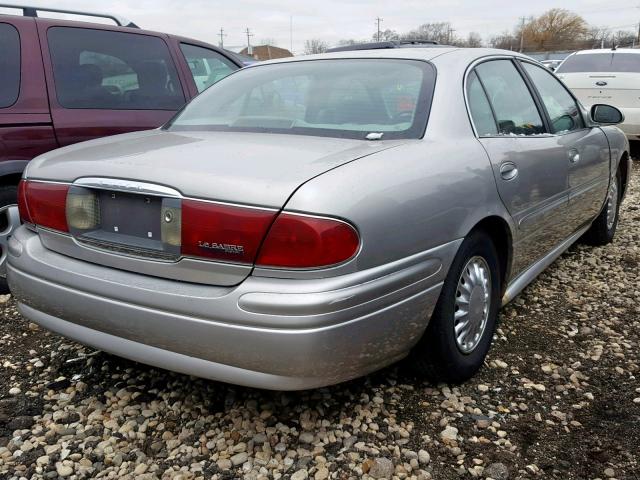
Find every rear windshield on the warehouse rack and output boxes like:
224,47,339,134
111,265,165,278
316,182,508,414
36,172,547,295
167,59,435,140
556,53,640,73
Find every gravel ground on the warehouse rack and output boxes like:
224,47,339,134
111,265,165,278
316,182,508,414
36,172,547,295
1,164,639,480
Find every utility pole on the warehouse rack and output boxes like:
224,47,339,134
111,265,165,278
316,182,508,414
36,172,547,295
447,26,456,44
376,17,383,42
637,20,640,46
245,28,254,55
218,28,226,49
519,16,525,52
290,16,293,53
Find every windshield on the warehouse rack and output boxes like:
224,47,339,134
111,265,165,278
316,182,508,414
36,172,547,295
556,53,640,73
167,59,435,140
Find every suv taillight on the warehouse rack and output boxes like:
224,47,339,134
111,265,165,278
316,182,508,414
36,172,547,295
18,180,69,232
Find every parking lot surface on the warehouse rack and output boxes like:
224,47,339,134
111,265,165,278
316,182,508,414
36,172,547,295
0,166,638,480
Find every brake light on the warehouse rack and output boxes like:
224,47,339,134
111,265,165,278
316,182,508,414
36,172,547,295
181,199,276,263
256,213,360,268
18,180,69,232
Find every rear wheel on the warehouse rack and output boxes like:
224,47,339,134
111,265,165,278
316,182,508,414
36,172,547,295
411,230,501,383
582,171,621,246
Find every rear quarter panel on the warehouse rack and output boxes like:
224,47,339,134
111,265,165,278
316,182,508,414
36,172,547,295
282,52,516,279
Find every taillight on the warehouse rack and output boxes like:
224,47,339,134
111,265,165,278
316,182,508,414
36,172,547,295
181,199,276,263
17,180,32,224
256,213,359,268
19,180,69,232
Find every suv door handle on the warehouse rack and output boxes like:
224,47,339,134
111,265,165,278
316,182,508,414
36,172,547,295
499,162,518,181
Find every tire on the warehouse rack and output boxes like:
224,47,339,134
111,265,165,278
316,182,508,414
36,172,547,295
0,184,18,295
410,230,501,383
582,171,621,246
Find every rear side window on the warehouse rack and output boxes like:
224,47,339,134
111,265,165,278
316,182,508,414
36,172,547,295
180,44,237,93
48,27,185,110
0,23,20,108
475,60,545,136
466,71,497,136
522,62,584,133
556,53,640,73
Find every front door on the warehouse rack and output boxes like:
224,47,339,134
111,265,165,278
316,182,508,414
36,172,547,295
519,61,610,229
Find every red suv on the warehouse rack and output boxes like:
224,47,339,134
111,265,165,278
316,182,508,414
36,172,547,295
0,5,242,208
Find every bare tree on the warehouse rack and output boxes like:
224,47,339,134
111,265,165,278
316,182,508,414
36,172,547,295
371,29,399,42
462,32,483,47
400,22,452,44
304,39,328,55
337,39,360,46
521,8,588,51
489,31,518,50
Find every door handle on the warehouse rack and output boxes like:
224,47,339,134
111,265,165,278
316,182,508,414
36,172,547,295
499,162,518,181
568,149,580,164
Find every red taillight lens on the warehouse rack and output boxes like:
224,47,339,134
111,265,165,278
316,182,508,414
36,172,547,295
19,181,69,232
256,213,360,268
181,199,277,263
17,180,32,224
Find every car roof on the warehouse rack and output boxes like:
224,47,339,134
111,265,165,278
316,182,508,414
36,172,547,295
571,48,640,55
252,47,531,67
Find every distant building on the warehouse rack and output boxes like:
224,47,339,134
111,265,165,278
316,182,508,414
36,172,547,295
239,45,293,61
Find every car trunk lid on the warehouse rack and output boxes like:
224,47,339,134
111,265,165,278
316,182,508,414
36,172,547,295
557,72,640,109
26,129,403,285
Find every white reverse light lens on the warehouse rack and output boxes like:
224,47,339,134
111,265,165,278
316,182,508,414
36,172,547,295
66,191,100,230
161,205,181,246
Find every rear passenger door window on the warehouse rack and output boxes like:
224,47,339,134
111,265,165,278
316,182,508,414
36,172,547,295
521,62,584,133
0,23,21,108
466,70,497,136
180,44,237,93
47,27,185,110
475,60,545,135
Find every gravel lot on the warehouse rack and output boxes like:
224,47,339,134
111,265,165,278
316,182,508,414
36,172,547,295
1,164,639,480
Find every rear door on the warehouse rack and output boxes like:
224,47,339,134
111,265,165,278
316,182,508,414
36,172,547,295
0,16,57,172
519,60,610,229
467,58,570,277
37,20,191,146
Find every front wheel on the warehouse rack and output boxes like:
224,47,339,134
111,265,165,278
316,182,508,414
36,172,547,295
411,230,501,383
0,184,18,294
582,172,621,246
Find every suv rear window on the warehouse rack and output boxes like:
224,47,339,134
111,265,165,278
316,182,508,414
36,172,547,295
556,53,640,73
48,27,185,110
168,59,435,140
0,23,20,108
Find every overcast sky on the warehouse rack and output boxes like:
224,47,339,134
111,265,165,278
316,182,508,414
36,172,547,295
9,0,640,53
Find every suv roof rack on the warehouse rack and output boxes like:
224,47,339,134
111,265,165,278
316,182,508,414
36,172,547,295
326,40,444,53
0,3,139,28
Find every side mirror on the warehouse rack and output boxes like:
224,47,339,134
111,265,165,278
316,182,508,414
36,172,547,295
590,104,624,125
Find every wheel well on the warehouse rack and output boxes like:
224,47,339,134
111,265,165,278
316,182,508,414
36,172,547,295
470,216,512,294
618,152,629,198
0,173,22,187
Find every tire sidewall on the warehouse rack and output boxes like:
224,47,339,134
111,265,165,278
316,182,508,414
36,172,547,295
426,231,501,380
604,173,621,241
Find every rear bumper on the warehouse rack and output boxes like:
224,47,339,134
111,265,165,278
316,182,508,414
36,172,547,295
7,226,458,390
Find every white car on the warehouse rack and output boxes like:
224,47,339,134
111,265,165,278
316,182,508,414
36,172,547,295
556,48,640,141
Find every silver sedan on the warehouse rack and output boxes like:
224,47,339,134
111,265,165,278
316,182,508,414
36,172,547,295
6,47,631,390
